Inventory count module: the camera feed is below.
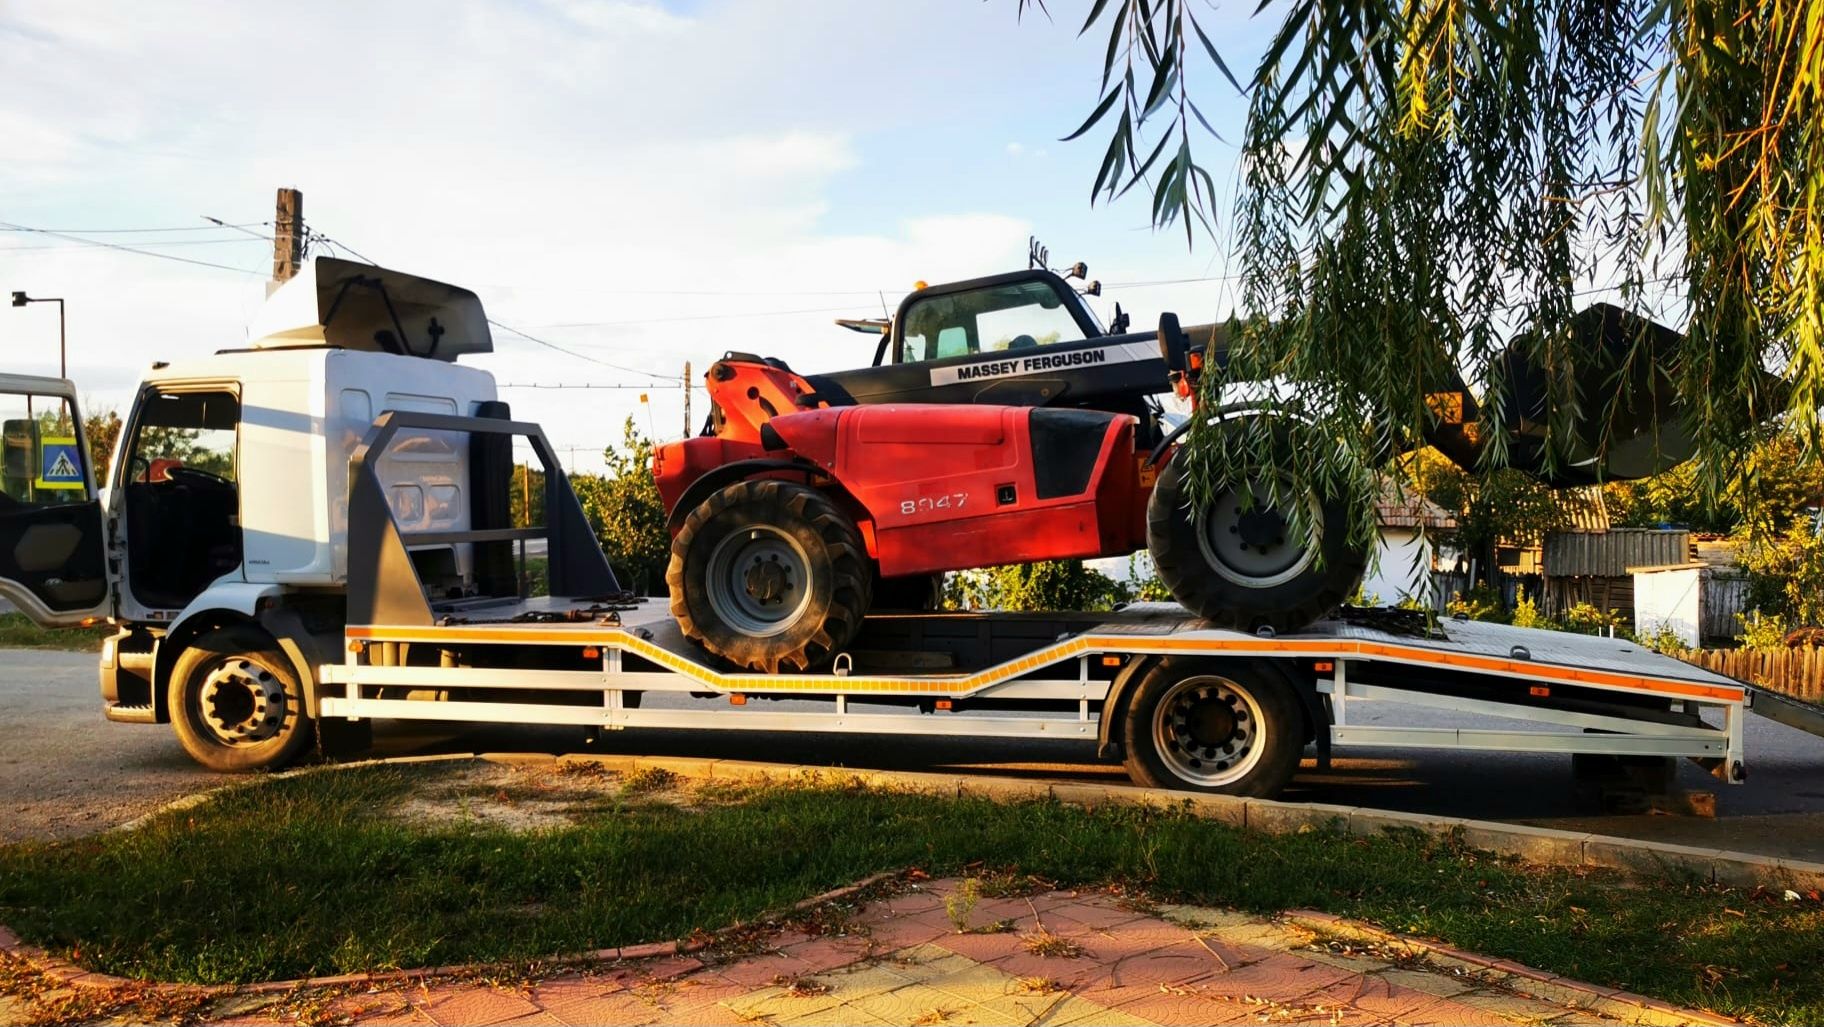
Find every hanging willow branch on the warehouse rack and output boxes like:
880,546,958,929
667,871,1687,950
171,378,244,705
1055,0,1820,551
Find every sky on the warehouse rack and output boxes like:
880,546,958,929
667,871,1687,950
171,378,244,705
0,0,1282,474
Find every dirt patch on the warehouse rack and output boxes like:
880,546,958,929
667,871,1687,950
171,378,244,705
385,760,707,832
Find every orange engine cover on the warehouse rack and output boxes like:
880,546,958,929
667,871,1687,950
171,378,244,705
764,404,1143,577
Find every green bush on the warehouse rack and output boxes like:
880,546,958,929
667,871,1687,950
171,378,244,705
1736,611,1791,653
1444,585,1508,623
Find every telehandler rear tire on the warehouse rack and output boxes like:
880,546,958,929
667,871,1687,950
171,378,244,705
1147,442,1366,634
668,479,872,673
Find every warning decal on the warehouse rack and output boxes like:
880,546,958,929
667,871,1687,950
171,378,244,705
36,437,84,490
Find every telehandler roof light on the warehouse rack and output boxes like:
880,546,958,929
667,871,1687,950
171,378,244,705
913,280,928,291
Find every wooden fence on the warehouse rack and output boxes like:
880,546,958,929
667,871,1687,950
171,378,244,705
1683,648,1824,703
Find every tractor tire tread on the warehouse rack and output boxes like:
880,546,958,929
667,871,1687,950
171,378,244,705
668,479,871,673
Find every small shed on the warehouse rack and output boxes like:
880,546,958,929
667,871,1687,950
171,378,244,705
1541,528,1689,619
1630,561,1750,648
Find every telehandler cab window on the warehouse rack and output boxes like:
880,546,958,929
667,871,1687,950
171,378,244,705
120,389,242,608
898,279,1089,364
0,394,88,506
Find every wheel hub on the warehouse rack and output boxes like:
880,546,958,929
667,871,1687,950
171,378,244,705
705,526,814,638
744,557,793,606
198,658,287,744
1235,506,1285,549
1197,483,1321,589
1151,675,1267,788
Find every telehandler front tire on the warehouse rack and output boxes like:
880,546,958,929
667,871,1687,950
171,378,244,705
1147,441,1366,634
668,479,872,673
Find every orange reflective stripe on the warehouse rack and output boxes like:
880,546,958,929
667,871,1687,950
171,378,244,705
342,624,1741,702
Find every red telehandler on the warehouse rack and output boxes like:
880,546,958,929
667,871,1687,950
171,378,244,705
653,264,1690,672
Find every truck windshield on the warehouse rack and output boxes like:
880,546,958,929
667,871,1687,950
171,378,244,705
899,279,1090,364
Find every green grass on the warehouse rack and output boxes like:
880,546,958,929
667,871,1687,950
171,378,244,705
0,764,1817,1023
0,612,109,651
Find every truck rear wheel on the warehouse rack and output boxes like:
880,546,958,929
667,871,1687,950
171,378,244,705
668,479,872,672
168,627,314,773
1147,441,1366,634
1122,658,1304,796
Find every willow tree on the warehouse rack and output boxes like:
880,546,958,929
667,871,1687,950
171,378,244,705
1050,0,1819,552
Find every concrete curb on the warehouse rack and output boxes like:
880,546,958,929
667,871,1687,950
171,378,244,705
539,752,1824,894
1281,910,1738,1026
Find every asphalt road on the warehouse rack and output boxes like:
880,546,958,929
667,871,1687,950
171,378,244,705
4,647,1822,859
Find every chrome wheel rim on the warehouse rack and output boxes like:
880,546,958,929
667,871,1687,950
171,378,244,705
1195,482,1321,589
1150,674,1267,788
198,657,288,745
706,525,813,637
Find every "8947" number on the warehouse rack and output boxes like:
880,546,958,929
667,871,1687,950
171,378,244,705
900,492,968,516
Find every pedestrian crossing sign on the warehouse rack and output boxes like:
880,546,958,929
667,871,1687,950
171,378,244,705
35,437,84,490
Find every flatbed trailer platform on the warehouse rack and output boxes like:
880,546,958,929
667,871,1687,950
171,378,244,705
312,410,1747,798
318,597,1747,797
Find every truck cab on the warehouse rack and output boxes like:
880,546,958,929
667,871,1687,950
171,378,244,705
0,258,511,769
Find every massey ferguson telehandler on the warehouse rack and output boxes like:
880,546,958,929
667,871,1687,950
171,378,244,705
654,264,1693,673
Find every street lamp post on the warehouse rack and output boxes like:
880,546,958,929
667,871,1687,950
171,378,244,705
10,292,66,378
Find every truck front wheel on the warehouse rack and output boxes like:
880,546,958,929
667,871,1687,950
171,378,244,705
1121,658,1304,797
168,628,314,772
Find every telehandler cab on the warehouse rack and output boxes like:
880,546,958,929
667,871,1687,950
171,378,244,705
654,262,1694,673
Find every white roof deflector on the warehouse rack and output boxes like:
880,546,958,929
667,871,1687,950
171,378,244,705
246,257,492,360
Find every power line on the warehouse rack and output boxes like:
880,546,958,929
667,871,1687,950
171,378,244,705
532,303,864,330
497,381,678,390
0,236,270,253
311,233,381,266
0,221,265,234
0,221,264,275
486,317,675,377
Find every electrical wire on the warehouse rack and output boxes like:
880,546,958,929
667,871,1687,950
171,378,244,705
486,317,675,378
531,304,865,330
497,382,677,390
311,233,381,266
0,222,265,234
0,221,265,275
0,236,270,253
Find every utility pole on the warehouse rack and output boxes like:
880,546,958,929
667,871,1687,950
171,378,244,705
682,361,692,436
272,187,305,285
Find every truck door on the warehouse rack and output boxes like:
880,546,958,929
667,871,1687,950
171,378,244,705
0,374,110,626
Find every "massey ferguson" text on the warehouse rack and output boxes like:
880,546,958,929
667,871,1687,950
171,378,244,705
951,348,1107,382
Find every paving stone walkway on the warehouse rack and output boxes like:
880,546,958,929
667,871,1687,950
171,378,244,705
118,878,1723,1027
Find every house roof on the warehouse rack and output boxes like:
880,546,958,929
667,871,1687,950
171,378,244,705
1376,480,1458,530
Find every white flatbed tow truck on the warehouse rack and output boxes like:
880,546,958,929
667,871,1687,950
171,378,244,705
0,257,1752,798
